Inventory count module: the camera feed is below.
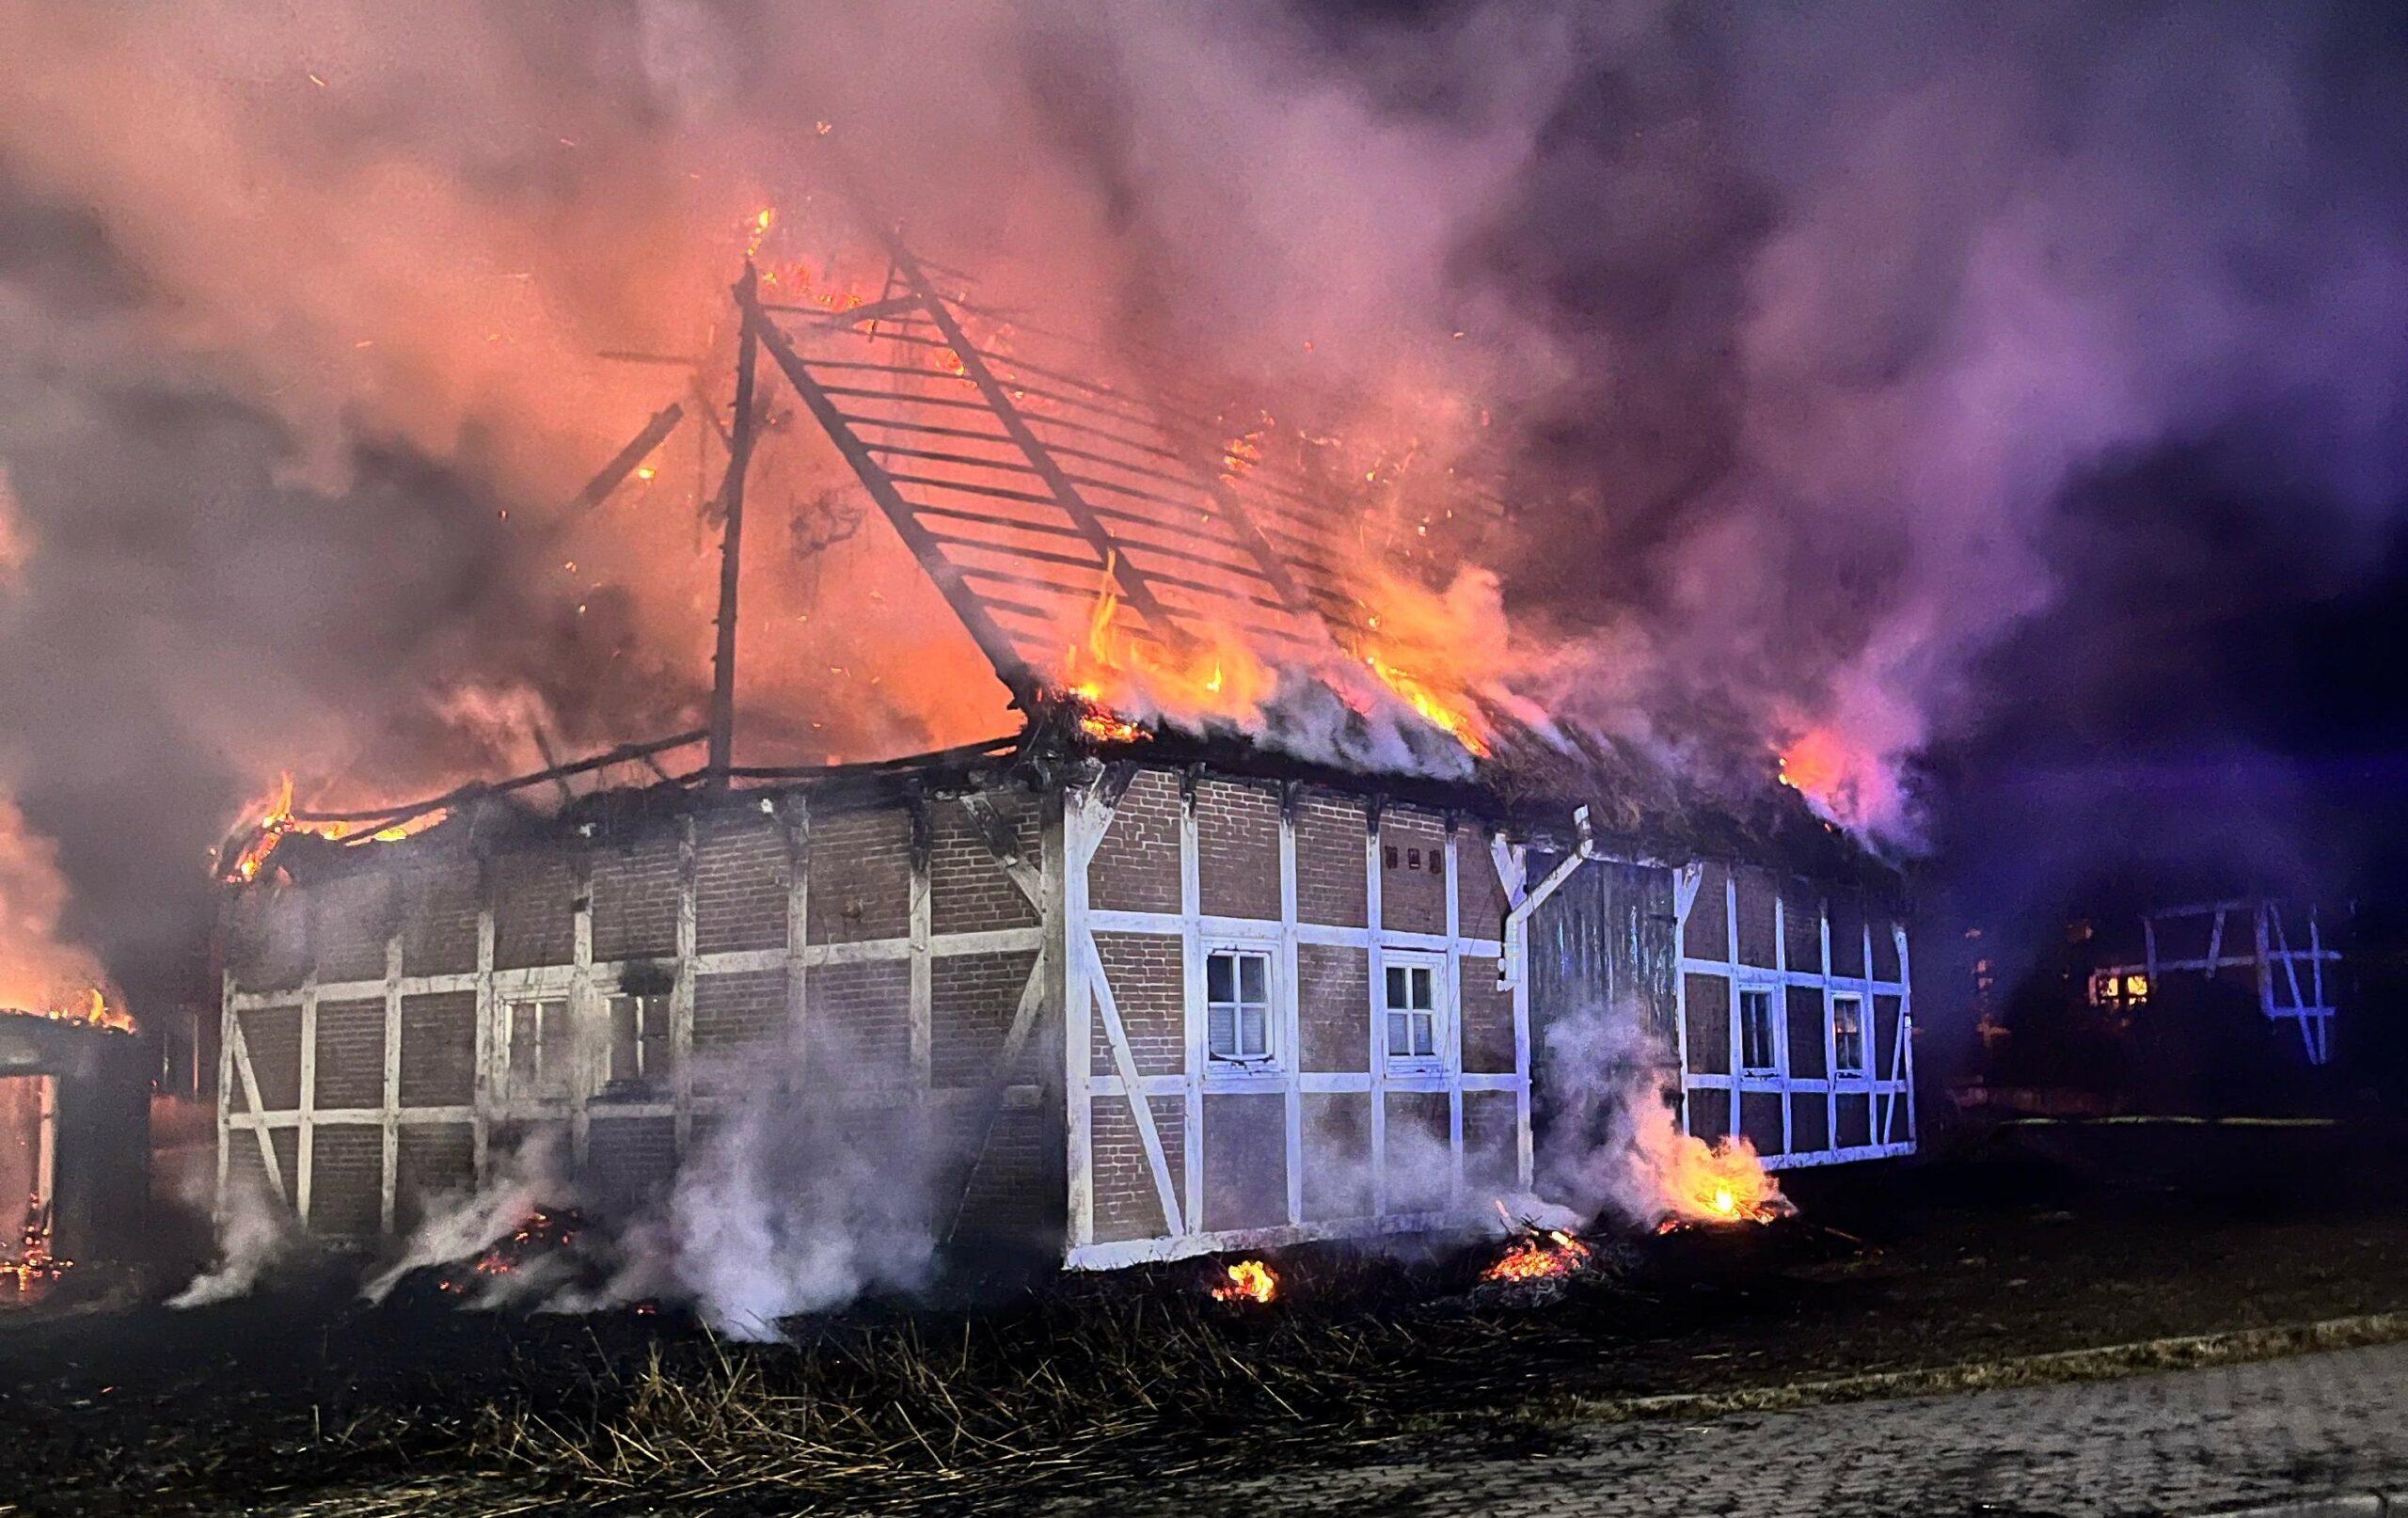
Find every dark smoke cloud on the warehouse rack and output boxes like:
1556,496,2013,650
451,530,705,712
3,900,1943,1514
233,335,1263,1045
0,0,2403,1020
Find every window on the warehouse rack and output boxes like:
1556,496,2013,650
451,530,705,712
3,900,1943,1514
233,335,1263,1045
1739,988,1778,1073
1384,960,1439,1064
606,993,670,1090
2088,971,2150,1008
1831,994,1865,1075
504,997,573,1099
1206,950,1273,1064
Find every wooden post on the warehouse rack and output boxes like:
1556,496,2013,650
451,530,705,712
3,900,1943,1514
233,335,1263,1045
707,262,763,784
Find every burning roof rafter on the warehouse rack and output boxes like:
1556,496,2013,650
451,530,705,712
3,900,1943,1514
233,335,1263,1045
739,226,1365,718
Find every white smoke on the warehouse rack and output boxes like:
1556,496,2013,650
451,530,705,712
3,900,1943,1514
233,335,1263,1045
352,1041,943,1339
1536,999,1791,1231
166,1169,304,1308
642,1076,943,1340
360,1130,566,1306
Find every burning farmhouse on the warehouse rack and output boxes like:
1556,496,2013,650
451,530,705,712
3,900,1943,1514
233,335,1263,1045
205,228,1916,1283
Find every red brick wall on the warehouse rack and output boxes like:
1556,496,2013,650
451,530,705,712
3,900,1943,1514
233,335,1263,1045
1378,810,1450,935
1786,986,1828,1079
1783,880,1825,971
309,1126,382,1236
399,858,480,976
1382,1092,1451,1212
1292,794,1367,927
1462,1090,1518,1196
592,828,680,963
807,810,911,943
1461,831,1513,942
312,998,385,1109
1090,1093,1182,1242
1090,769,1182,912
237,1005,300,1110
1684,973,1732,1074
395,1125,473,1230
491,848,575,971
1735,867,1779,969
1200,1092,1287,1232
1300,1093,1372,1222
397,991,474,1106
803,960,911,1084
1196,780,1280,919
1297,943,1368,1072
1090,932,1182,1078
693,968,788,1071
229,888,309,992
929,796,1039,935
1739,1091,1784,1154
1828,893,1868,978
930,950,1039,1091
695,812,788,955
1459,960,1514,1074
316,872,396,983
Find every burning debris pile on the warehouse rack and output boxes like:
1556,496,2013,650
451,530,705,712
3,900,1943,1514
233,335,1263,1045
1206,1258,1278,1305
1653,1135,1798,1233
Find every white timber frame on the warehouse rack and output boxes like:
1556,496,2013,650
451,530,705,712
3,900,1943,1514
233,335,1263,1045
217,792,1054,1235
1063,773,1516,1271
2102,899,2339,1065
1673,867,1917,1169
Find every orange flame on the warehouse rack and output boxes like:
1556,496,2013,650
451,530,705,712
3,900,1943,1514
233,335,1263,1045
1481,1228,1592,1284
4,987,133,1035
1653,1133,1794,1232
1209,1257,1277,1304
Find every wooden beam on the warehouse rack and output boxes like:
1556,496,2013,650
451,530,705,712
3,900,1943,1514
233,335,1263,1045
707,264,764,783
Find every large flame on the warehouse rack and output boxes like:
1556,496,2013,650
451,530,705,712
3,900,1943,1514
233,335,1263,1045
1652,1132,1795,1231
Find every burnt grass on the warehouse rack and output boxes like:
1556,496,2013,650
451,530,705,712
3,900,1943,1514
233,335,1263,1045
8,1120,2408,1516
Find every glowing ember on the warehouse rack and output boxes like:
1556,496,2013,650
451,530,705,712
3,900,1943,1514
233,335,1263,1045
1653,1133,1795,1232
3,1199,68,1292
437,1207,580,1292
1481,1228,1592,1284
1208,1257,1277,1304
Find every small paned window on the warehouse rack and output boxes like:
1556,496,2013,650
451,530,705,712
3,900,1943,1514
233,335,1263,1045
1831,994,1865,1075
606,993,671,1089
1207,950,1273,1063
1385,961,1439,1064
505,997,573,1098
1739,988,1779,1073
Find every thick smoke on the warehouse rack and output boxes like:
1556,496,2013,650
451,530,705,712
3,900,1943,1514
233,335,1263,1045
0,2,2403,1022
1536,998,1791,1230
352,1042,943,1341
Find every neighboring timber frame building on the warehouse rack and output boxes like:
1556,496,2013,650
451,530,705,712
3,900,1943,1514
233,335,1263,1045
214,202,1915,1264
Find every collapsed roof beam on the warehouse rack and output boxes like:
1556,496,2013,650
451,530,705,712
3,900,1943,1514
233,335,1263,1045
739,277,1043,708
856,225,1202,660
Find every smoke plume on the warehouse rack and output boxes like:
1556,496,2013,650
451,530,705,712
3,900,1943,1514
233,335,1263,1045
1537,999,1792,1230
166,1169,304,1308
0,1,2401,1020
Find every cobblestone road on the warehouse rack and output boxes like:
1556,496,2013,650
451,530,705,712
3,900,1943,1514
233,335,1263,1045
1079,1343,2408,1517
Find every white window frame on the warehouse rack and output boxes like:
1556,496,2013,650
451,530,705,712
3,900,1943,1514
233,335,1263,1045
1381,951,1447,1071
1831,992,1865,1077
604,991,671,1090
1738,986,1781,1075
502,996,574,1099
1204,946,1277,1068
